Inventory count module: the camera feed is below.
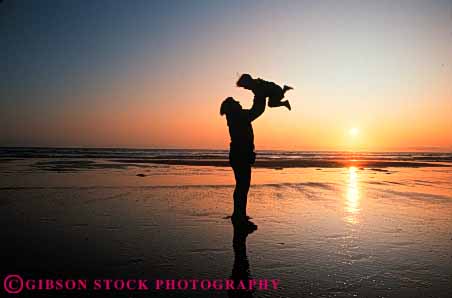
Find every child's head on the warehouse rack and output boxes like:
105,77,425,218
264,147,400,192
236,73,254,89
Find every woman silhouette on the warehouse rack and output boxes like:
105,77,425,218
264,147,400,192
220,93,266,227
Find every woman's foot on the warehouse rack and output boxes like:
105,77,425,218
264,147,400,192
230,213,247,222
232,217,258,232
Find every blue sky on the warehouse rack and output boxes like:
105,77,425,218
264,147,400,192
1,0,451,150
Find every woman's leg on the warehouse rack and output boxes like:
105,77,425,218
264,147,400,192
232,162,251,220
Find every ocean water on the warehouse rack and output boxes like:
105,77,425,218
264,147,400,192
1,147,451,162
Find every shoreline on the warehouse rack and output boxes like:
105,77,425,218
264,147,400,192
1,157,450,171
110,158,450,169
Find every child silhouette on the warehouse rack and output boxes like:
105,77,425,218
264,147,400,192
237,73,293,110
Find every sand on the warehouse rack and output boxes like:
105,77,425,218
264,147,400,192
0,158,451,297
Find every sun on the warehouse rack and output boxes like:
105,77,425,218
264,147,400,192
349,127,359,137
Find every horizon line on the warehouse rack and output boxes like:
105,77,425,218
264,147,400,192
0,146,451,154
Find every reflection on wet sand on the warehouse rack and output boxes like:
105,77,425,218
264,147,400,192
345,166,361,225
228,223,254,298
1,158,451,298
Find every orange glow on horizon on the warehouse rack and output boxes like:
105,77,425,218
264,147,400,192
2,1,451,151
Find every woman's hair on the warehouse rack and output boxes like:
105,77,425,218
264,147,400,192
220,97,236,116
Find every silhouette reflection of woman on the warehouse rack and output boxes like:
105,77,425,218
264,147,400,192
228,222,255,298
220,94,266,227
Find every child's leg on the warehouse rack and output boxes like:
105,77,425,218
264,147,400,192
283,85,293,94
281,100,291,111
267,96,281,107
268,97,291,110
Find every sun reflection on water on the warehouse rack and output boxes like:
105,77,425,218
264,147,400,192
345,166,360,224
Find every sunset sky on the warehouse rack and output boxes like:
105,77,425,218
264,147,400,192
1,0,451,151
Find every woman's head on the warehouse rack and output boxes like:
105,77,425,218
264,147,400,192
220,97,242,116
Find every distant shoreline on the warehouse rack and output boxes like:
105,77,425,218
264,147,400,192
1,157,448,171
0,146,451,153
110,158,450,169
1,147,451,170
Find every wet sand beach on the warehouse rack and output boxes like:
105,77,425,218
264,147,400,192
0,150,451,297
